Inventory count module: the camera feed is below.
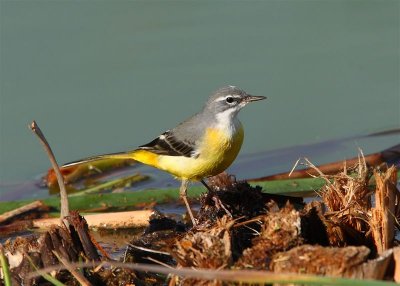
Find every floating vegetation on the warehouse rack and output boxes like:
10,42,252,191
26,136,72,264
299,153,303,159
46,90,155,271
1,159,400,285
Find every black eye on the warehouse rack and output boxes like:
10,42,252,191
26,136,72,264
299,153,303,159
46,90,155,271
226,96,234,103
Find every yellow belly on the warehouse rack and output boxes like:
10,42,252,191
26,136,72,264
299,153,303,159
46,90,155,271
133,126,244,181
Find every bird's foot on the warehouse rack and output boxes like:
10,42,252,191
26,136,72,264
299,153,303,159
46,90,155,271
212,196,233,218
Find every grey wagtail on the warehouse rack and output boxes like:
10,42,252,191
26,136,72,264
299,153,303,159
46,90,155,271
63,86,266,225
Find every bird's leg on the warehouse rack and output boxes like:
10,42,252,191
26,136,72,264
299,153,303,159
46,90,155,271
201,179,232,218
180,179,197,226
200,179,213,192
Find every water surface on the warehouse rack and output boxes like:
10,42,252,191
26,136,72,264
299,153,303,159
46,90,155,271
1,1,398,200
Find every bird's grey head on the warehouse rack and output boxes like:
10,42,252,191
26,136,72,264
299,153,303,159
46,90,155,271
204,86,266,118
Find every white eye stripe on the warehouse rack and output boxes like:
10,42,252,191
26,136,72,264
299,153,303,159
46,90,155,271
215,95,241,102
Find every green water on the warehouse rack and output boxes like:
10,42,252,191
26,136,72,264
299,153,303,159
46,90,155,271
0,1,399,199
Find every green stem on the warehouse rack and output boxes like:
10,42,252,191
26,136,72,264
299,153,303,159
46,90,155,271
0,245,12,286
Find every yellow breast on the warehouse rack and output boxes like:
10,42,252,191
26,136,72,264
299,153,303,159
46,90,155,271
154,123,244,181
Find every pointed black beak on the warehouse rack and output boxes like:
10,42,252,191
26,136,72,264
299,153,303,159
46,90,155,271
244,95,267,102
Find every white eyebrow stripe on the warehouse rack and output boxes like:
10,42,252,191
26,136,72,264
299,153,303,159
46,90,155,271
214,95,242,102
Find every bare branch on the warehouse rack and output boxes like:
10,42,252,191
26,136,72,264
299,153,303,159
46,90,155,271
29,121,69,220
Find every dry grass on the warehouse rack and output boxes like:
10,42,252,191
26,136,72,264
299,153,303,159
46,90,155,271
3,153,399,285
171,216,234,270
293,153,399,254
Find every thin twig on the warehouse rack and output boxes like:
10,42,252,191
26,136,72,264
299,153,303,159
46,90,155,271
288,158,301,177
0,200,44,224
29,121,69,220
144,256,174,269
26,254,66,286
129,244,171,256
302,158,336,190
26,261,398,286
53,251,92,286
233,216,262,228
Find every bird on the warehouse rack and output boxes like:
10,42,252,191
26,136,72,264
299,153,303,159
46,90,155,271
63,86,266,225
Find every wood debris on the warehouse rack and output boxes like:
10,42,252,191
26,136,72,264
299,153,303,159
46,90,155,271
1,162,400,285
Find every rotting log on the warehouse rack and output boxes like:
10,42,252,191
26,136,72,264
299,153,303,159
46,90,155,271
371,166,398,254
33,209,152,230
271,245,393,280
4,212,102,285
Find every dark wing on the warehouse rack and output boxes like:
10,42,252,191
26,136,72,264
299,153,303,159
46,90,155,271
138,131,196,157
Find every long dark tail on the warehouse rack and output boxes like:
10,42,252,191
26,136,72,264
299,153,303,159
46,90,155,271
62,150,137,168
